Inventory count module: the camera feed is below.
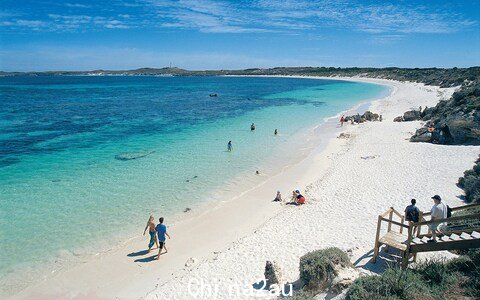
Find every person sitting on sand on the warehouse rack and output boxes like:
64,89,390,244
227,140,232,152
428,195,447,243
340,115,345,127
155,217,171,260
251,123,256,131
143,215,158,253
288,190,305,205
295,190,306,205
405,199,420,235
274,191,282,202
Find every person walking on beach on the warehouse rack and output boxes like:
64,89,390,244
404,199,420,235
156,217,171,260
143,215,158,253
340,115,345,127
251,123,256,131
428,195,447,242
227,140,232,152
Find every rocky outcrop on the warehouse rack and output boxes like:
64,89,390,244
410,81,480,145
393,109,422,122
410,128,433,143
403,110,422,121
393,116,403,122
264,260,283,288
344,111,380,124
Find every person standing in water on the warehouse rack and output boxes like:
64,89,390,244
251,123,256,131
274,129,278,135
143,215,158,253
227,141,232,152
156,217,171,260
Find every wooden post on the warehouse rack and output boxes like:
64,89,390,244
416,212,424,237
402,225,414,269
387,209,393,232
372,215,382,263
400,216,405,234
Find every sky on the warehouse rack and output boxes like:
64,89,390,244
0,0,479,71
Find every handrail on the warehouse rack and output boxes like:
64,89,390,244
392,209,404,219
379,217,410,229
417,227,480,239
413,213,480,226
380,207,394,218
421,203,480,217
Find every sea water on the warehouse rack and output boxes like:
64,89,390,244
0,76,388,293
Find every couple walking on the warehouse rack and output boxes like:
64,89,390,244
143,216,171,260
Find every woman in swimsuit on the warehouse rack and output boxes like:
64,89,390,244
143,215,158,252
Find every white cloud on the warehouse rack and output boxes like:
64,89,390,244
0,0,476,36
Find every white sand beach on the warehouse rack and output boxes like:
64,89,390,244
10,78,479,300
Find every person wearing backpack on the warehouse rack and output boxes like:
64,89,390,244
428,195,448,242
405,199,420,235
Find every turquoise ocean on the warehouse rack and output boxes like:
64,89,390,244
0,76,389,293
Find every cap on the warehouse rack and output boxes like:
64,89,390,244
432,195,441,201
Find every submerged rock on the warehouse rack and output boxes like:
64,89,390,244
114,150,155,161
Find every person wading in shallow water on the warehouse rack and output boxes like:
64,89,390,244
251,123,256,131
143,215,158,253
227,140,232,152
274,129,278,135
156,217,171,260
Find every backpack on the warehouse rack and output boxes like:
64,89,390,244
447,205,452,218
406,206,419,223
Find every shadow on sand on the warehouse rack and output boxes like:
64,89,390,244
354,247,404,274
127,249,150,257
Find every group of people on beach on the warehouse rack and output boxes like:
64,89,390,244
143,216,171,260
404,194,451,242
273,189,306,205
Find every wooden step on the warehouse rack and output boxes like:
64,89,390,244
439,235,451,242
448,233,462,241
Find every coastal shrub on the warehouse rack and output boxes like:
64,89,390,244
413,259,461,296
458,156,480,203
299,247,351,288
346,268,431,300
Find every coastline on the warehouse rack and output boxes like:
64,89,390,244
8,77,478,300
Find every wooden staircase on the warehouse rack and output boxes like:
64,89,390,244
372,203,480,268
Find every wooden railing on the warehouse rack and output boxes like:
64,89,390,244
372,203,480,269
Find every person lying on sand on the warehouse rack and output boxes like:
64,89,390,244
143,215,158,253
156,217,171,260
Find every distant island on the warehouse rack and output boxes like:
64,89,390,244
2,66,479,88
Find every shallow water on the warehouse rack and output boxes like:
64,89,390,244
0,76,388,292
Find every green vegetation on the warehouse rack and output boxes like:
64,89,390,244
299,247,351,289
2,66,479,89
458,156,480,203
346,249,480,300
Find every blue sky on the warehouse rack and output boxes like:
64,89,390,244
1,0,479,71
